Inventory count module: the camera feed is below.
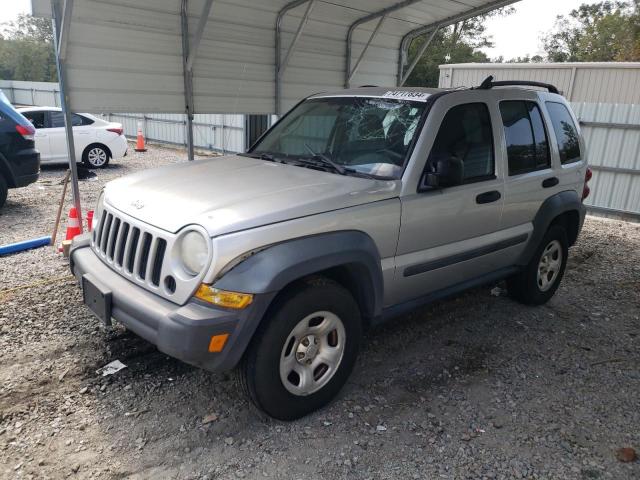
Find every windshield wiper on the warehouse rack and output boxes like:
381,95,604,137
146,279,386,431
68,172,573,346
239,152,281,162
302,143,347,175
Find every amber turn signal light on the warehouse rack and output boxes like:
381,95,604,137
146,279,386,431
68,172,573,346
208,333,230,353
194,284,253,309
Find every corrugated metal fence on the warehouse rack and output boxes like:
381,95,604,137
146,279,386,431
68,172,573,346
0,80,246,153
438,63,640,220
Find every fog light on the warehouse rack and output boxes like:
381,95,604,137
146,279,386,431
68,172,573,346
208,333,230,353
194,284,253,309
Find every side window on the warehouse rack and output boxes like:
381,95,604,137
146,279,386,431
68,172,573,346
49,112,92,128
427,103,494,183
50,111,65,128
500,101,550,176
72,114,93,126
23,111,46,129
545,102,581,164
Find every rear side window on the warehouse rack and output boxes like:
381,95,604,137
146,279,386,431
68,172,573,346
546,102,581,164
50,112,93,127
50,111,65,128
500,101,550,176
428,103,494,183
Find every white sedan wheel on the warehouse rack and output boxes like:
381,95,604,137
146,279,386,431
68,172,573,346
86,147,108,167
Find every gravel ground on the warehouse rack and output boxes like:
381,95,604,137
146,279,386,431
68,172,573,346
1,144,639,479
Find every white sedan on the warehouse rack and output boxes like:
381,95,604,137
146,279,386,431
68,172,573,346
18,107,128,168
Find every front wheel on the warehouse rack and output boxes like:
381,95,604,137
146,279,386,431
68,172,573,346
238,278,362,420
83,145,110,168
508,225,569,305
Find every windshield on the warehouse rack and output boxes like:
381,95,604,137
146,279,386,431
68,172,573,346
250,96,428,179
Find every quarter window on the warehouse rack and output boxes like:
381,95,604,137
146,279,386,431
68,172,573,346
427,103,494,183
546,102,581,164
499,101,550,176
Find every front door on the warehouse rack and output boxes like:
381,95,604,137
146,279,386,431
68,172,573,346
390,100,512,306
22,111,51,161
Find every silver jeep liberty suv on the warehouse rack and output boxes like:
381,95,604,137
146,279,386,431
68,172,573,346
70,77,591,420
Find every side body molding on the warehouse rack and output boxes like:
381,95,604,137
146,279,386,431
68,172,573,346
214,230,385,319
518,190,586,266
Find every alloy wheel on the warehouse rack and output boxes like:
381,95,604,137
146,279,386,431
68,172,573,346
279,311,346,396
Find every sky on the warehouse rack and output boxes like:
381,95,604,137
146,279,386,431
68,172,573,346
1,0,587,60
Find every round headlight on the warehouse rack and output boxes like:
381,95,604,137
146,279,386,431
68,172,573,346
180,230,209,275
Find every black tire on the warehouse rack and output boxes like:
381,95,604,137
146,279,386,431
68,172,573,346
238,277,362,421
0,175,7,209
508,224,569,305
82,144,110,168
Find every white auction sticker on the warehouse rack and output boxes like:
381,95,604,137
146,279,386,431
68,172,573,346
382,91,430,102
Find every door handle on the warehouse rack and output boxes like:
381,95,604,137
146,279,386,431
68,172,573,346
476,190,501,204
542,177,559,188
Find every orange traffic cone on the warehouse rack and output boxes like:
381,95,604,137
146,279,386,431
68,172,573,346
86,210,94,231
135,122,147,152
64,207,82,241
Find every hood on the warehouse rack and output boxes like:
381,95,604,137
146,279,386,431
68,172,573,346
104,155,400,236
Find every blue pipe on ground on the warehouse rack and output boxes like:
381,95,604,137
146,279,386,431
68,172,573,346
0,236,52,256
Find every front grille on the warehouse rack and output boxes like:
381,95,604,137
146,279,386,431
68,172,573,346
92,209,168,288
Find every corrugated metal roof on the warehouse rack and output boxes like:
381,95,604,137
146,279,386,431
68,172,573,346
31,0,521,113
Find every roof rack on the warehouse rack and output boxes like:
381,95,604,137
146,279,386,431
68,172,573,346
476,75,560,95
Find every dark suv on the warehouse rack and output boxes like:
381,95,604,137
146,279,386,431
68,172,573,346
0,91,40,209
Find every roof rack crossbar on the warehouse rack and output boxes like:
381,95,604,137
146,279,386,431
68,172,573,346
476,76,560,94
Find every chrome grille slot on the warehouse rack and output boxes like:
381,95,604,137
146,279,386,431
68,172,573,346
127,228,140,273
100,214,113,253
115,223,129,267
107,218,120,260
151,239,167,286
138,233,153,280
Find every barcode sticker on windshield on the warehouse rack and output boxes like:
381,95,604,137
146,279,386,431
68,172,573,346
382,91,430,102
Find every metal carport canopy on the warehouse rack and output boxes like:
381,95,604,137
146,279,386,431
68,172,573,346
32,0,520,115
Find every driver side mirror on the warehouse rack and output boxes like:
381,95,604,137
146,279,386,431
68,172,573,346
421,156,464,190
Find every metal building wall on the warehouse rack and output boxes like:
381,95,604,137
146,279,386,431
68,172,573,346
438,63,640,218
0,80,245,153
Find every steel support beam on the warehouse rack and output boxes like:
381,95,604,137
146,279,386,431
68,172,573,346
275,0,313,115
346,0,425,89
56,0,73,60
397,0,522,86
181,0,195,161
51,0,82,233
346,15,386,87
186,0,215,72
280,0,316,79
399,26,439,86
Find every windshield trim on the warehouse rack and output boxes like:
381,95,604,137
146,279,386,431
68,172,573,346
248,94,443,180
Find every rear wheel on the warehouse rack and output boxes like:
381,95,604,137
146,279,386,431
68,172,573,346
238,278,362,420
0,175,7,209
508,224,568,305
83,144,110,168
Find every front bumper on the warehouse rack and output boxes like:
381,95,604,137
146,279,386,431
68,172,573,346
70,236,274,372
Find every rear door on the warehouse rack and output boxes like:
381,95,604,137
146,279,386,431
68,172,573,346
47,111,93,162
498,92,561,231
390,93,512,306
22,111,51,161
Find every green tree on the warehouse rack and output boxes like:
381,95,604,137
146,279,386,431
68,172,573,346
404,7,514,87
0,14,57,82
542,1,640,62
